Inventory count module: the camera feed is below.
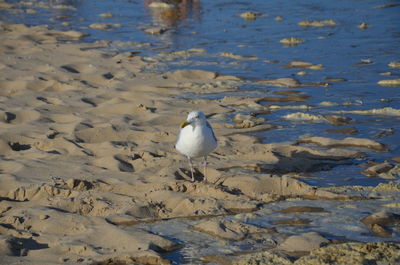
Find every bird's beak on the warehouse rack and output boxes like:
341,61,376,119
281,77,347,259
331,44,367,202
180,121,190,128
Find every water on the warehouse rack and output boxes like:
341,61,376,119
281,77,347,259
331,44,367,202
2,1,400,263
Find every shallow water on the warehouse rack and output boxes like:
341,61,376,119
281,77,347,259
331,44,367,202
2,1,400,263
130,194,400,264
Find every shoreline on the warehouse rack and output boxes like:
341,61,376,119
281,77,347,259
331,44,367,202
0,20,400,265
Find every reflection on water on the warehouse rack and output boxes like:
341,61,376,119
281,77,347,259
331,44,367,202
144,0,201,27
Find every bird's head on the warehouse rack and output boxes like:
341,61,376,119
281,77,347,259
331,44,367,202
180,110,206,128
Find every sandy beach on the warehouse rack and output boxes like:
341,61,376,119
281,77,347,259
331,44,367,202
1,1,400,264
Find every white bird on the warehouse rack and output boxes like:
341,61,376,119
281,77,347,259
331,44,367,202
175,110,217,182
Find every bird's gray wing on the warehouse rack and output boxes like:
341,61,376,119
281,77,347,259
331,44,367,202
206,121,217,142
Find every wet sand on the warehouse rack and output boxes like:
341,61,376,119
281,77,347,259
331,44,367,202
0,9,400,265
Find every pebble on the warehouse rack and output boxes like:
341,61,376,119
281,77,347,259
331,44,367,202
144,27,168,35
39,214,49,220
377,79,400,86
239,11,262,21
298,19,336,27
280,37,304,46
388,61,400,68
358,22,369,29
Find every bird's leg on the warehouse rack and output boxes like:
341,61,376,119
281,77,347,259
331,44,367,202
203,156,208,182
188,156,195,182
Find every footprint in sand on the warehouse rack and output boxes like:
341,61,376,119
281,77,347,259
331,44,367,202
74,125,131,143
0,80,29,96
3,110,40,124
92,155,134,172
0,160,24,174
45,113,82,124
60,63,97,74
36,96,63,105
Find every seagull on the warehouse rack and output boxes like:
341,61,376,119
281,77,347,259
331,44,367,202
175,110,217,182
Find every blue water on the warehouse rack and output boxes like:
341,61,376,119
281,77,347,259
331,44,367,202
1,0,400,187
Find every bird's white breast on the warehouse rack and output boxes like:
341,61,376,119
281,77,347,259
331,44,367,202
176,123,217,158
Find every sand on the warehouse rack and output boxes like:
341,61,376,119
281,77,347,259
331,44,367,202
0,20,399,265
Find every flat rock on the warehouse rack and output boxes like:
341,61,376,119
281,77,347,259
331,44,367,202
280,206,328,214
166,69,218,80
280,37,305,46
272,218,311,226
277,232,330,252
192,217,264,240
325,127,358,135
335,107,400,117
361,161,394,177
361,210,400,226
377,78,400,86
258,77,301,87
297,136,386,151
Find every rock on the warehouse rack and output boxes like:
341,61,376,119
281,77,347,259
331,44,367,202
297,136,386,151
297,71,307,76
233,251,292,265
99,13,113,18
361,161,394,177
258,78,301,88
298,19,336,27
220,52,258,60
283,112,326,123
277,232,329,252
358,22,369,29
324,77,347,82
389,61,400,68
283,113,351,125
374,128,395,138
325,127,358,135
39,214,49,220
322,115,352,125
58,30,89,40
295,242,400,265
89,23,121,30
144,27,168,35
370,223,392,238
372,181,400,192
393,157,400,163
258,94,310,102
378,79,400,86
192,218,264,240
361,210,400,238
159,48,206,58
106,214,140,225
272,218,311,226
280,206,328,214
239,11,263,21
166,69,218,80
148,2,173,9
230,114,265,128
335,107,400,117
280,37,305,46
361,210,400,226
283,60,313,68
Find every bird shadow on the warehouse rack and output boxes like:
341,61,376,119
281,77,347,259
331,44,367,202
175,168,205,182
